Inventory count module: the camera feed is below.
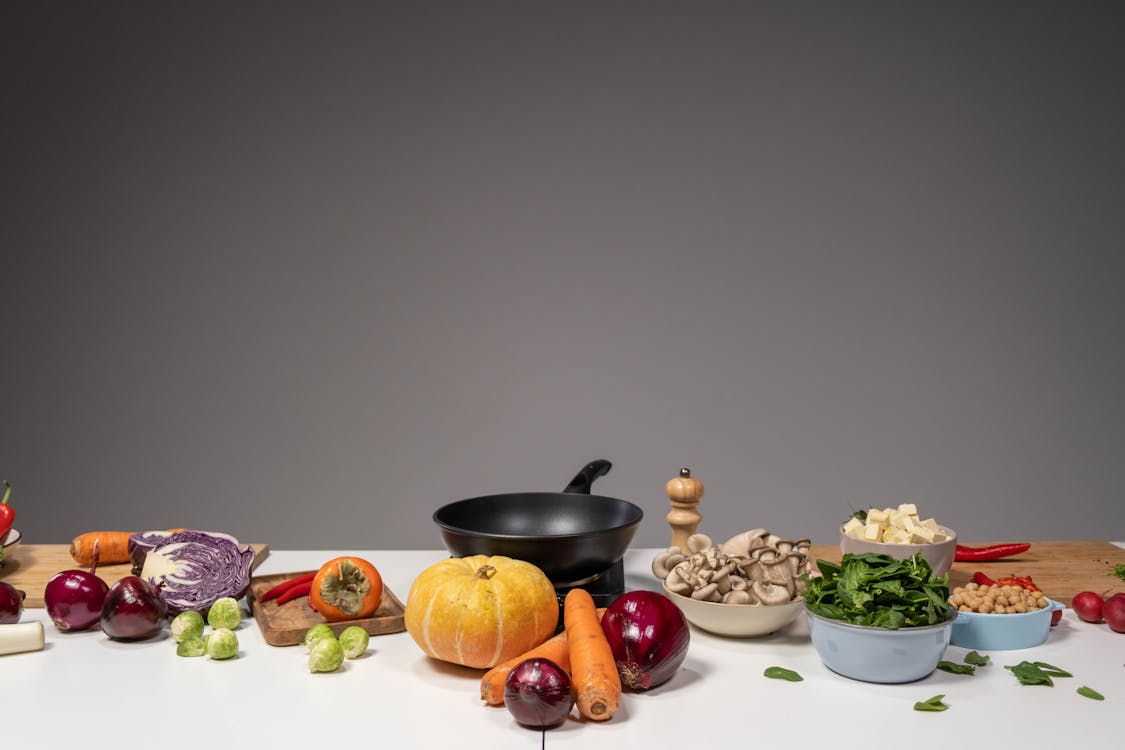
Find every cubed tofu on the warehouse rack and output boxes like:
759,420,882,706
920,517,939,531
931,530,948,542
910,526,935,544
843,517,865,538
867,508,890,527
897,502,918,516
889,509,910,529
863,523,882,542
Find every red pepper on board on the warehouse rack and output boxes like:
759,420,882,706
275,581,313,605
0,481,15,541
259,572,316,602
996,576,1041,592
972,571,997,587
954,543,1031,562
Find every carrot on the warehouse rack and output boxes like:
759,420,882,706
480,607,606,706
564,589,620,721
69,528,186,566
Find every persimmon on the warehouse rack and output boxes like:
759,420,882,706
310,557,383,622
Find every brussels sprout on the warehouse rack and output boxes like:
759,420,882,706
207,597,242,630
308,636,344,673
170,610,205,643
176,636,206,657
206,627,239,660
338,626,369,659
302,623,335,650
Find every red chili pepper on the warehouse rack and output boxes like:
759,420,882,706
972,571,997,587
954,543,1031,562
275,581,313,605
0,481,15,541
996,576,1041,592
259,572,316,602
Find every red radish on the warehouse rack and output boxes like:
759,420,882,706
1071,591,1105,623
1104,595,1125,633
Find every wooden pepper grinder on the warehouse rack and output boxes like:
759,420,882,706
665,467,704,551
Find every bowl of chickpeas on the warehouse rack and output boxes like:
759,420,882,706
948,581,1063,650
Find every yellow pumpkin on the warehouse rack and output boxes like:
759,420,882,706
404,555,559,669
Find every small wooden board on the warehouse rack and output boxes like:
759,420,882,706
0,543,270,608
248,570,406,647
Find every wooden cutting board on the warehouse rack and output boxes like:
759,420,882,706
0,543,270,607
248,570,406,646
807,540,1125,606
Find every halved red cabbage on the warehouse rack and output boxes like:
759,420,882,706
139,530,254,615
128,530,180,573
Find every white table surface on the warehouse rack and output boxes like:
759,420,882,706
7,547,1124,747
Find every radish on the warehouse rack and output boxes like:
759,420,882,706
1104,595,1125,633
1071,591,1105,623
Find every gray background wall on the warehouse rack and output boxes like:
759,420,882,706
3,1,1123,553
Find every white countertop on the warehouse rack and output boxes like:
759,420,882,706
7,547,1123,748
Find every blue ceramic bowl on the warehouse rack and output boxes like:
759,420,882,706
949,598,1063,651
806,608,956,683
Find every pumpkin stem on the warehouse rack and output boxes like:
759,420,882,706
474,564,497,580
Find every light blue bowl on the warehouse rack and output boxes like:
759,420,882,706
806,609,955,683
950,598,1062,651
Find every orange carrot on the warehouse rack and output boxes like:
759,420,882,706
480,629,571,705
564,589,620,721
69,528,186,566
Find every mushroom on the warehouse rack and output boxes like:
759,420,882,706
651,546,686,579
722,589,753,605
719,528,769,558
751,580,792,606
686,533,713,554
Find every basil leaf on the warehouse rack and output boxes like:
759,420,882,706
913,694,949,712
763,666,803,682
1033,661,1073,677
937,661,976,675
1005,661,1055,686
1077,685,1104,701
964,651,990,666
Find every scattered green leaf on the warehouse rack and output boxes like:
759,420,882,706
964,651,990,666
803,552,951,629
937,660,976,675
1077,686,1105,701
913,694,949,712
1107,563,1125,582
1005,660,1071,686
763,666,803,682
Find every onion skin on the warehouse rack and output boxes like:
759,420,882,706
600,590,689,691
503,658,575,729
44,570,110,631
0,582,24,624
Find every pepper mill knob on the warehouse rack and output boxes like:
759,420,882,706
665,467,704,551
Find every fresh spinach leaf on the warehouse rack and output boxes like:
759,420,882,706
1005,661,1060,686
1077,685,1104,701
1033,661,1072,677
763,666,803,682
964,651,990,666
913,694,949,712
937,661,976,675
802,552,952,629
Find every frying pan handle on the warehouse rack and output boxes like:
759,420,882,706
563,459,613,494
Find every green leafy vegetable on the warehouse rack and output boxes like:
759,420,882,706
1005,660,1073,686
803,552,952,629
913,694,949,712
1107,563,1125,582
964,651,990,666
1077,685,1104,701
763,666,803,682
937,660,975,675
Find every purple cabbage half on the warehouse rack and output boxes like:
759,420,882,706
128,530,181,573
139,530,254,616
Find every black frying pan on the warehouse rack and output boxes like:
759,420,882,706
432,459,643,584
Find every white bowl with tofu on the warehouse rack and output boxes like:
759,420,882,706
840,504,957,578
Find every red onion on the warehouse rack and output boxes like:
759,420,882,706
100,575,168,641
600,590,689,690
44,569,110,631
0,582,25,624
503,658,575,729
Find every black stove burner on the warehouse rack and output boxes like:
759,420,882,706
550,559,626,629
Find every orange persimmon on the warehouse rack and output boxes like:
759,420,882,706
310,556,383,622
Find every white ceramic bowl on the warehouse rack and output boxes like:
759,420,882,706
838,524,958,579
662,582,805,637
950,598,1063,651
806,607,956,683
1,528,20,554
